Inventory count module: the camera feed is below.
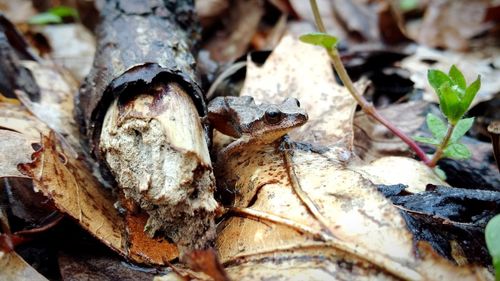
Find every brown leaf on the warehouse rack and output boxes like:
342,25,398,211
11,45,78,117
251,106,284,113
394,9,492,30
17,132,124,255
184,249,229,281
0,252,48,281
0,104,178,265
416,0,491,51
353,101,429,162
202,0,265,63
15,132,178,264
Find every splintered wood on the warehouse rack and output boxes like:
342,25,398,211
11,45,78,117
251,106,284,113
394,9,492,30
100,81,217,250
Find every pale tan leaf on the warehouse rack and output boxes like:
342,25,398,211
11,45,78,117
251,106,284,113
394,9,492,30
0,130,34,178
28,24,96,82
0,252,47,281
16,60,82,155
240,35,357,148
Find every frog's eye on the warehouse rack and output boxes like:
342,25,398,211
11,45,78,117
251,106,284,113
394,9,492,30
264,108,283,124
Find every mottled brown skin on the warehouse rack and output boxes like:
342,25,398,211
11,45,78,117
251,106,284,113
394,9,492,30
208,96,308,157
208,96,308,206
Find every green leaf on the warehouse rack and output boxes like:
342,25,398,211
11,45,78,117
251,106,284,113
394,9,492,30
413,136,440,145
448,65,466,91
461,76,481,114
28,13,62,25
433,166,447,180
28,6,78,25
443,143,471,160
485,214,500,280
48,6,79,19
299,33,339,50
426,113,447,141
428,69,451,93
439,83,462,124
450,117,474,143
399,0,419,11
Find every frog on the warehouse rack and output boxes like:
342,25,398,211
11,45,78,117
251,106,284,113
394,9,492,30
207,95,308,159
207,95,308,206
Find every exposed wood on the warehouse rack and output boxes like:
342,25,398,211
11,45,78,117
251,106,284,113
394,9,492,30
75,0,216,251
100,81,216,250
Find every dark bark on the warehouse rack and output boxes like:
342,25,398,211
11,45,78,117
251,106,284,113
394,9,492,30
75,0,207,163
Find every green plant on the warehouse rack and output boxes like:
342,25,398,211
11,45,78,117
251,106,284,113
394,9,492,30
486,214,500,281
299,0,481,174
414,66,480,170
29,6,79,25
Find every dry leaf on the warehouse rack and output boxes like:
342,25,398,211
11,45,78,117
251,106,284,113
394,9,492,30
202,0,264,62
0,102,177,264
353,101,428,162
209,35,492,280
27,24,96,82
15,60,82,156
0,130,36,178
0,251,48,281
416,0,491,51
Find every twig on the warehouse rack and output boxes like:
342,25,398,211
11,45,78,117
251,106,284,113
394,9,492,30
281,145,335,237
229,207,330,241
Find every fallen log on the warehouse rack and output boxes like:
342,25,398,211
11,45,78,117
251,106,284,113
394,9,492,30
75,0,217,252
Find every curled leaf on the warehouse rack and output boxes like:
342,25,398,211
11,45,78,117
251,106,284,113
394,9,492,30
299,33,339,50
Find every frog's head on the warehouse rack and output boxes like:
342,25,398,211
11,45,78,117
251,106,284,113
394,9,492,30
208,96,308,143
245,97,308,143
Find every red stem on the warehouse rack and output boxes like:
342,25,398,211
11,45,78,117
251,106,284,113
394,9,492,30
368,106,431,165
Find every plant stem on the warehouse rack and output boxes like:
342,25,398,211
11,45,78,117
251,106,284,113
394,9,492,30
428,124,455,167
308,0,431,166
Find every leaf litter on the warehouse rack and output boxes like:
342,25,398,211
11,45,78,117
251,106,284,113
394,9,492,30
161,35,494,280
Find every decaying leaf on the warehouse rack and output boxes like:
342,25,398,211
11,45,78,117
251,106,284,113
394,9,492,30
18,131,177,265
206,36,493,280
414,0,492,51
202,0,264,62
0,101,177,265
0,251,48,281
15,60,82,156
26,24,96,82
353,101,429,162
